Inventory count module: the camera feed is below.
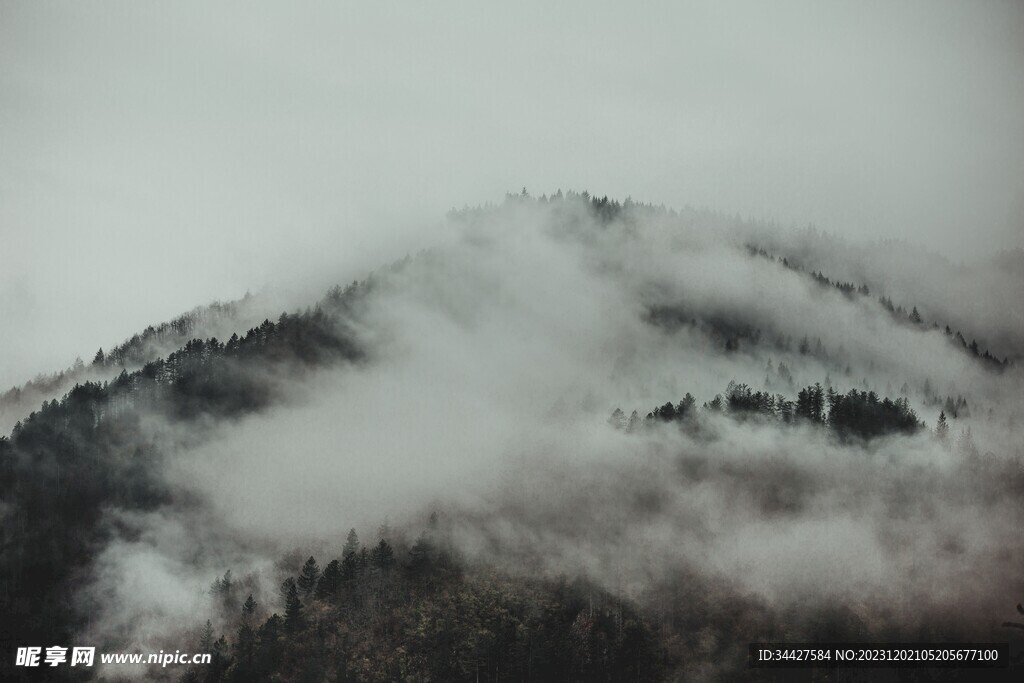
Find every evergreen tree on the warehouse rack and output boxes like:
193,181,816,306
210,569,233,595
944,396,956,417
371,539,396,571
650,401,677,421
811,383,825,422
242,593,257,620
282,578,304,632
342,529,362,580
776,362,793,387
936,411,949,441
317,559,342,599
199,619,215,652
795,387,812,421
235,595,259,673
408,533,433,575
210,569,237,612
297,556,320,597
343,528,360,558
209,634,231,681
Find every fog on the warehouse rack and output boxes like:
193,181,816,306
3,0,1024,388
3,4,1024,678
66,199,1023,671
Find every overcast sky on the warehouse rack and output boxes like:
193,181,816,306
1,0,1022,387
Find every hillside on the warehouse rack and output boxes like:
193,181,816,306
1,193,1022,681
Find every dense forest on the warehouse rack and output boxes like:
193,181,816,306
0,282,368,675
181,524,666,683
0,296,265,433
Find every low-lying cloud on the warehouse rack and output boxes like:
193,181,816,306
71,200,1024,664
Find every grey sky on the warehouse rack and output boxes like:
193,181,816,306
1,0,1023,387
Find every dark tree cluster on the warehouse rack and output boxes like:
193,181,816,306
0,298,257,424
647,393,697,423
826,390,922,440
941,394,971,419
612,380,923,441
726,382,796,421
0,280,369,673
185,525,662,683
94,298,250,370
809,269,869,298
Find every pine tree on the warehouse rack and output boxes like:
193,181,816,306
209,569,238,613
408,533,433,575
236,595,258,671
297,556,320,597
936,411,949,441
283,578,304,632
826,386,839,417
317,560,342,599
342,529,362,580
944,396,956,417
343,528,360,557
242,594,257,620
210,569,232,595
199,619,214,652
796,387,812,420
811,383,825,422
209,634,231,680
371,539,396,571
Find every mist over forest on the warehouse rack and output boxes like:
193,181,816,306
1,192,1022,681
3,1,1024,681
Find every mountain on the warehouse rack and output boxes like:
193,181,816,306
1,192,1022,681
